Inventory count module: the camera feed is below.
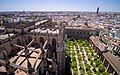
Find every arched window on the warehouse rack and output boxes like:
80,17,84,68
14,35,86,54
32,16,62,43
47,44,53,59
52,38,56,47
17,39,21,45
39,37,44,46
27,36,32,43
52,38,56,51
13,30,16,34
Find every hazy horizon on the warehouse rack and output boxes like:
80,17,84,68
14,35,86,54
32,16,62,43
0,0,120,12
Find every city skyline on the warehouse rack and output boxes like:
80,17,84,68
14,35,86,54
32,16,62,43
0,0,120,12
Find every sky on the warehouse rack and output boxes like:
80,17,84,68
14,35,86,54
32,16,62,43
0,0,120,12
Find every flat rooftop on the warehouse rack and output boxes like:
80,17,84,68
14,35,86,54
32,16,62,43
30,28,59,34
65,26,98,30
0,33,15,40
5,21,35,29
35,20,48,26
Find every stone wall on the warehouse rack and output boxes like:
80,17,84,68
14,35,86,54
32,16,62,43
65,28,99,39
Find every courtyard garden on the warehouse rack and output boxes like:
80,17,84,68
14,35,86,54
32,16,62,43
65,38,109,75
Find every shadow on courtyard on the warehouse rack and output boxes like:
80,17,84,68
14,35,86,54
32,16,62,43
65,55,72,75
